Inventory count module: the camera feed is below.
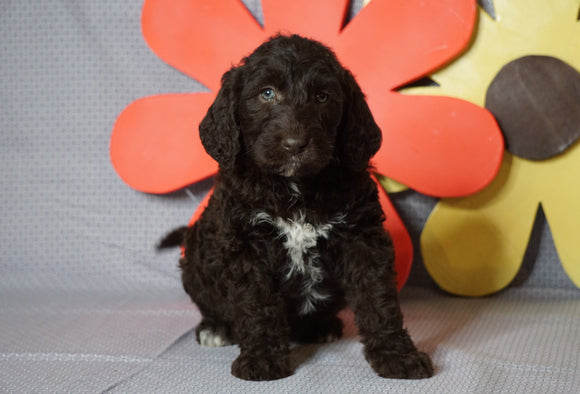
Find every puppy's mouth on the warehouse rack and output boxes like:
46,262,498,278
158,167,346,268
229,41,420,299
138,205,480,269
249,133,334,178
276,150,332,178
278,156,304,178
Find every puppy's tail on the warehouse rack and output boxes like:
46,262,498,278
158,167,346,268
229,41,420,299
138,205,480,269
157,226,188,249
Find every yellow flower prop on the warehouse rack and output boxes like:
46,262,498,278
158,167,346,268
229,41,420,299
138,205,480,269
405,0,580,296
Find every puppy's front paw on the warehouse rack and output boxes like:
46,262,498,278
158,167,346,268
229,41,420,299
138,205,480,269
231,353,292,381
366,349,433,379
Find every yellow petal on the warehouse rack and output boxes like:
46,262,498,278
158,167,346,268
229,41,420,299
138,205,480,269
375,173,408,194
421,154,540,296
415,0,580,295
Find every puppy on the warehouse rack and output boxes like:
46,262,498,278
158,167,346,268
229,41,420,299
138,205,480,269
160,34,433,381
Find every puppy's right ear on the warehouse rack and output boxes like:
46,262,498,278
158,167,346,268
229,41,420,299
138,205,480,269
199,68,241,170
336,70,382,172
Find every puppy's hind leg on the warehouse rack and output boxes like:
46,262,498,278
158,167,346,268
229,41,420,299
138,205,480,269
196,318,234,348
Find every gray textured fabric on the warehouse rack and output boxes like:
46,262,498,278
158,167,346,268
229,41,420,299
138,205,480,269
107,288,580,394
1,0,579,392
1,288,198,392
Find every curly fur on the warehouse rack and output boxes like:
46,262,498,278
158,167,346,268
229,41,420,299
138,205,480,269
160,35,433,381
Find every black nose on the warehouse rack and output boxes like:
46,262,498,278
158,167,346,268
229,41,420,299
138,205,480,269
282,137,310,155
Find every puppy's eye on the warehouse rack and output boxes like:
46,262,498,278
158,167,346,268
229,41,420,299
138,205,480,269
315,93,328,103
260,88,276,101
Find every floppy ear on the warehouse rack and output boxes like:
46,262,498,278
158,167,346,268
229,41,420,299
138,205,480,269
337,70,382,171
199,67,242,170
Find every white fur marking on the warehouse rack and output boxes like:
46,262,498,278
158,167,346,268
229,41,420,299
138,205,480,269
274,215,332,278
251,211,346,315
198,329,231,348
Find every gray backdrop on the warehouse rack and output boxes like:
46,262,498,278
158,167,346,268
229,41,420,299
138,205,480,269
2,1,578,392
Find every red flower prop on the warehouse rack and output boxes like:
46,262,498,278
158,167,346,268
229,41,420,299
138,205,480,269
110,0,503,288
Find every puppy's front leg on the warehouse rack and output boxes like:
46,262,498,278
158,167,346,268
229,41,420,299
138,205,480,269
343,237,433,379
230,271,292,381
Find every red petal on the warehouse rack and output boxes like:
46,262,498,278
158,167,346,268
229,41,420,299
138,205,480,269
337,0,476,90
110,94,217,193
375,175,413,290
371,93,504,197
142,0,266,91
262,0,349,45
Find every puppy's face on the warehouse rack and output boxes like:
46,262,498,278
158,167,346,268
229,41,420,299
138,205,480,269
237,42,344,178
199,35,382,176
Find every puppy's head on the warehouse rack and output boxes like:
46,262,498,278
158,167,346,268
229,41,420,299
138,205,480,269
200,34,382,177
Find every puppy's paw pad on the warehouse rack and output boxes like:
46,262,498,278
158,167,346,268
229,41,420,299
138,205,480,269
198,329,232,347
368,350,433,379
316,319,343,343
323,332,341,343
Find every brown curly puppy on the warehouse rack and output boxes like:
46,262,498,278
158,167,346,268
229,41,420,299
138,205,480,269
160,34,433,381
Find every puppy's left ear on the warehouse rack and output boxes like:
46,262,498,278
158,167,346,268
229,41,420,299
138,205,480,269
199,67,242,170
337,70,382,171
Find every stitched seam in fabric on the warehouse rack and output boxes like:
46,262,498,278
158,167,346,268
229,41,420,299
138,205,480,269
0,308,197,316
448,352,580,376
0,352,153,364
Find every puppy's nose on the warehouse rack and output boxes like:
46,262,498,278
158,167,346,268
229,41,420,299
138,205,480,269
282,137,310,154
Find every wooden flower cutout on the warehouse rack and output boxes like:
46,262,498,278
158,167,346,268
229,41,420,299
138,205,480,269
110,0,504,288
411,0,580,295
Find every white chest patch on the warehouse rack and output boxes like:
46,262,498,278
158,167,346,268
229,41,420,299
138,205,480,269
252,211,345,315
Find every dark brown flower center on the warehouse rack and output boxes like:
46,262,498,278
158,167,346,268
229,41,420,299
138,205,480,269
485,55,580,160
